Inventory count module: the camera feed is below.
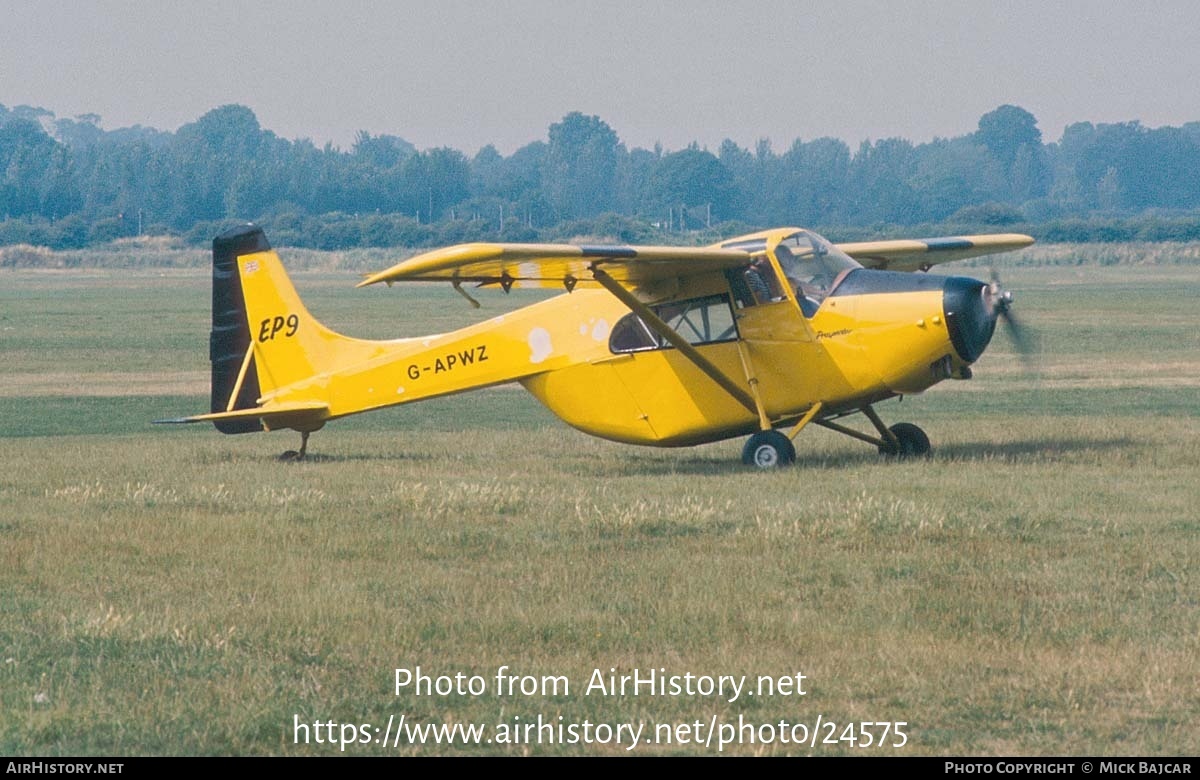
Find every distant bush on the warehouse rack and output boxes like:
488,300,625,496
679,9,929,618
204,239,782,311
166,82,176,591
88,217,128,245
0,243,55,268
0,219,34,246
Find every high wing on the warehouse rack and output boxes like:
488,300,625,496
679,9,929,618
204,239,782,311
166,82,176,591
357,242,752,290
836,234,1034,272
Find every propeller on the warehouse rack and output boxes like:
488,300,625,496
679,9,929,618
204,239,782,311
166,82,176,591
985,268,1035,363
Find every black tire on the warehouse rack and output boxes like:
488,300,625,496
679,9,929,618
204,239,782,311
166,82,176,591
741,430,797,468
878,422,931,458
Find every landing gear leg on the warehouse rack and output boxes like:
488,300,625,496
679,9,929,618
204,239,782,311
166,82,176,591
279,431,310,462
811,404,932,458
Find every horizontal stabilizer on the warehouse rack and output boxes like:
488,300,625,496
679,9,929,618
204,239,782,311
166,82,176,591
155,401,329,431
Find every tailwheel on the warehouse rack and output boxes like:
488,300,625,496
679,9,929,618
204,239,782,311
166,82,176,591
742,430,796,469
279,431,311,462
878,422,931,458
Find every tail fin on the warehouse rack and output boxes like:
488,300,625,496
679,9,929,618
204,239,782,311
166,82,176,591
209,224,359,433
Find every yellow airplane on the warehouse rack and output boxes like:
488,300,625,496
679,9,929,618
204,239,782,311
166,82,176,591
161,224,1034,467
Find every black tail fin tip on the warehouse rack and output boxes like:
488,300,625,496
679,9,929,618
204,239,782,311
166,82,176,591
214,223,271,259
209,224,270,434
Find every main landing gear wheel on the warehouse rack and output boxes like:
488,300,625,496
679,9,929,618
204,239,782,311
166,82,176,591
878,422,931,458
742,430,796,469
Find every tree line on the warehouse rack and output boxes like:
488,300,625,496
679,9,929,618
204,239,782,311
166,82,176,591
4,101,1200,249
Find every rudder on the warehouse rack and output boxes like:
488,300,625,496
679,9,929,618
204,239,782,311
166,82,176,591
210,224,268,433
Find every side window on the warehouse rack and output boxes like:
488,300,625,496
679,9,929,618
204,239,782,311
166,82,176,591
609,312,657,352
609,295,739,354
725,256,785,309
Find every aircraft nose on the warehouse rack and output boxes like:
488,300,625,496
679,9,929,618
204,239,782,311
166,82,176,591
942,276,996,363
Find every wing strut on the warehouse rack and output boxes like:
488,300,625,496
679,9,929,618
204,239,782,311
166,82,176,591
590,267,759,416
732,338,772,431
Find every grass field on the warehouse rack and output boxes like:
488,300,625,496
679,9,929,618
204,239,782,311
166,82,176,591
1,249,1197,756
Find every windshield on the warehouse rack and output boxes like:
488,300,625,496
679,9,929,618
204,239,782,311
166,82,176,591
770,231,861,315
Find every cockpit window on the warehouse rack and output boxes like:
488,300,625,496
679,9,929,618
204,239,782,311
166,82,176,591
772,231,861,316
725,251,788,310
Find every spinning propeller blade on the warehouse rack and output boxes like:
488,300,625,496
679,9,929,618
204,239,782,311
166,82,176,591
987,268,1036,364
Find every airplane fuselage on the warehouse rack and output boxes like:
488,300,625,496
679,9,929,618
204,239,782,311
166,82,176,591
260,271,969,447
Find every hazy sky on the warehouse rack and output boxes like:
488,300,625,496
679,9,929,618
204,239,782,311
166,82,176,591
4,1,1199,155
